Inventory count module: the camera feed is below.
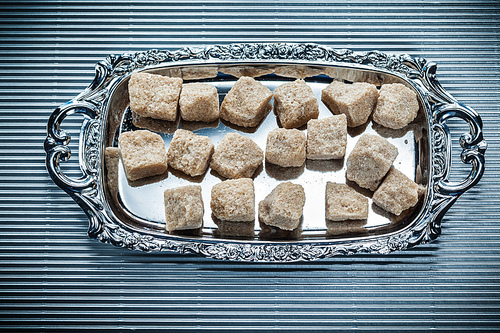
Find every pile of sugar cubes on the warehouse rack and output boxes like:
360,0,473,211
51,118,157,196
108,70,422,236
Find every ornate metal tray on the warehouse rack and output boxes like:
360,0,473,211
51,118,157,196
45,43,486,262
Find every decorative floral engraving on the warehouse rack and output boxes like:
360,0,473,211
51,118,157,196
432,123,448,179
98,43,425,78
45,43,486,262
84,120,101,175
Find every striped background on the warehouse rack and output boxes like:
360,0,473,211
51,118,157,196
1,1,499,331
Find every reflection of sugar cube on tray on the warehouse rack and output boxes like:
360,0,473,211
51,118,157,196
164,185,204,232
180,66,218,80
326,220,367,236
219,65,274,78
346,133,398,191
214,220,255,239
118,130,168,181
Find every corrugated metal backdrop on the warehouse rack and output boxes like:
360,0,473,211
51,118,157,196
0,1,499,331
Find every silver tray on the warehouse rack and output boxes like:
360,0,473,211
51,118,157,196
45,43,487,262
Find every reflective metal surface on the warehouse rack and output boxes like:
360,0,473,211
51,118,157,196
45,44,485,261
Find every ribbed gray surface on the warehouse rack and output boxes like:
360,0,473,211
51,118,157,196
1,1,499,331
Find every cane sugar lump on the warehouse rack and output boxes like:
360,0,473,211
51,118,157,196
372,167,420,216
373,83,419,129
210,133,264,179
179,83,220,123
321,81,378,127
306,114,347,160
211,178,255,222
167,129,214,177
273,79,319,129
346,134,398,191
104,147,120,195
220,76,272,127
164,185,204,232
118,130,168,181
104,147,120,184
325,182,368,221
258,182,305,231
265,128,306,167
128,72,182,121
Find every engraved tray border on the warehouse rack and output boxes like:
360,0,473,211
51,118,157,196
44,43,486,262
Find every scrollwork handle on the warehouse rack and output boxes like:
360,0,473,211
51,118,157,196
44,101,98,193
434,103,487,196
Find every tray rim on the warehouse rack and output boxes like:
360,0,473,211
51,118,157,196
44,43,487,262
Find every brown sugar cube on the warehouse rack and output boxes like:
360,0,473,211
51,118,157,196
372,167,420,216
210,133,264,179
179,83,220,122
306,114,347,160
128,72,183,121
167,129,214,177
325,182,368,221
346,133,398,191
321,81,378,127
265,128,306,167
274,79,319,129
164,185,204,232
211,178,255,222
258,182,305,231
373,83,420,129
118,130,168,181
104,147,120,195
220,76,273,127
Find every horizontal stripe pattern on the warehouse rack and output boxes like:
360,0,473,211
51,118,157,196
0,1,499,331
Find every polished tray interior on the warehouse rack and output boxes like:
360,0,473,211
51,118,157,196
103,63,428,242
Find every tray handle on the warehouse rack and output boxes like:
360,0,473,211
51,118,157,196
44,101,98,193
434,103,487,196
